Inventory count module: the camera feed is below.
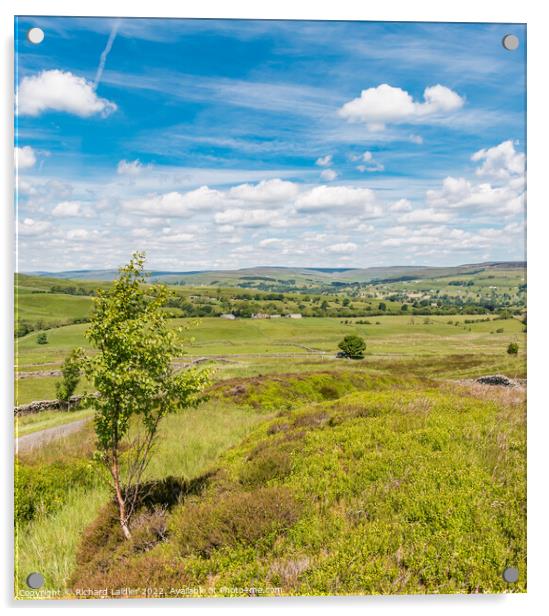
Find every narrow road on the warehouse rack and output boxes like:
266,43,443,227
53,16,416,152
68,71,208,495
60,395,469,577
16,418,90,454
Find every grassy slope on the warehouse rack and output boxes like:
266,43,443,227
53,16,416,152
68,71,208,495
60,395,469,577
65,374,526,596
15,401,271,595
14,314,525,407
15,369,526,597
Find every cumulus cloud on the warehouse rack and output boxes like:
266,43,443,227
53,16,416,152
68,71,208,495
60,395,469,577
389,198,412,212
398,208,452,224
117,159,146,175
471,140,525,179
66,228,92,241
426,176,523,215
315,155,333,167
52,200,94,218
17,70,117,117
214,208,282,228
338,83,464,130
122,186,225,217
295,185,380,217
320,169,338,181
353,150,384,172
228,178,299,203
423,141,525,218
326,242,357,254
15,146,36,169
259,238,285,248
17,217,51,237
163,232,195,243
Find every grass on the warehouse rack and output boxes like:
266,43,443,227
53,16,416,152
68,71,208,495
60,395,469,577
14,399,270,596
13,287,526,597
63,375,526,596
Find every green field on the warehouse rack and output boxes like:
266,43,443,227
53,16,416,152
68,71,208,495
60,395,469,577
14,268,527,598
15,314,525,406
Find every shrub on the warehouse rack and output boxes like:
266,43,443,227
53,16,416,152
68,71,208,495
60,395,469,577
240,445,294,486
55,348,82,408
507,342,519,355
338,335,366,359
36,332,48,345
15,460,96,524
170,486,301,557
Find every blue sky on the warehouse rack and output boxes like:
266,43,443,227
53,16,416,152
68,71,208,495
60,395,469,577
15,17,526,271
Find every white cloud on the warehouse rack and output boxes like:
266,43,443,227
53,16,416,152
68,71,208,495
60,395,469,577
15,146,36,169
217,224,235,234
17,217,51,237
259,238,284,248
122,186,225,217
326,242,357,254
471,140,525,179
426,176,523,214
66,228,91,241
315,155,333,167
52,200,91,217
409,134,424,144
131,228,152,238
17,70,117,117
320,169,338,181
399,208,452,224
295,185,380,217
354,150,384,172
117,159,146,175
338,83,464,130
390,198,412,212
228,178,298,203
214,208,281,228
162,232,195,243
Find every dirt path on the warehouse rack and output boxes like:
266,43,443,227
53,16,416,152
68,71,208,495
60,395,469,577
16,418,90,453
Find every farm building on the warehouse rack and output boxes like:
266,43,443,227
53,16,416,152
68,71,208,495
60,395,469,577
220,313,236,320
286,313,302,319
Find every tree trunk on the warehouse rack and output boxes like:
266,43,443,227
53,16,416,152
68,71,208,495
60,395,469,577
111,458,132,540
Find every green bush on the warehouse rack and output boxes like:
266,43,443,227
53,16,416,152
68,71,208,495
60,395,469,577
338,335,366,359
170,486,301,557
15,460,96,524
507,342,519,355
36,332,48,345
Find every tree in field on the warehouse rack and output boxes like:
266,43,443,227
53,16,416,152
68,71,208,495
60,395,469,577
507,342,519,355
378,302,387,312
81,253,209,539
338,334,366,359
55,348,82,410
36,332,48,345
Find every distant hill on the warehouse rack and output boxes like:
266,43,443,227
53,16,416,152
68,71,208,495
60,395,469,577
26,262,526,286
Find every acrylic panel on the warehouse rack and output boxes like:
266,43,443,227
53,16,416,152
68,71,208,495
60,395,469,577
14,17,526,600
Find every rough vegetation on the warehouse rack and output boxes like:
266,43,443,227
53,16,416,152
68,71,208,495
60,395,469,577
61,373,526,596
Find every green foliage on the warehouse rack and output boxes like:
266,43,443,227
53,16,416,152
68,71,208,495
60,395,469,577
507,342,519,355
55,348,82,406
81,252,209,536
169,486,301,558
338,334,366,359
36,332,48,345
68,377,525,596
15,460,96,524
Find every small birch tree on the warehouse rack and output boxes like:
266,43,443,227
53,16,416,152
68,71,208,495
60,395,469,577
82,253,209,539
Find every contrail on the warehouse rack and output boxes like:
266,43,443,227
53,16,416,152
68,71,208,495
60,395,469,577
94,20,120,89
